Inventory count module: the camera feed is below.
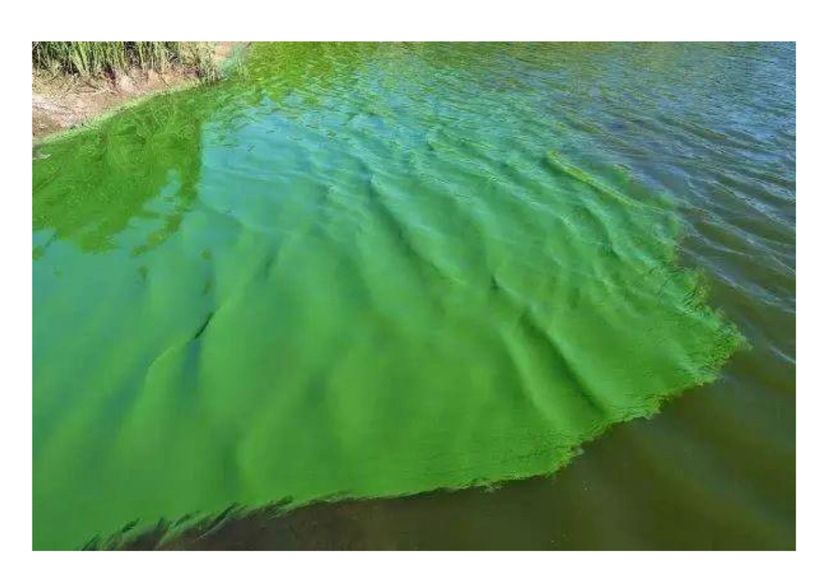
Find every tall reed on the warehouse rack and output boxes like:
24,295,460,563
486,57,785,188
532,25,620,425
32,42,218,81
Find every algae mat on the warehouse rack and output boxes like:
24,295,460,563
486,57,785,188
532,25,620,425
33,43,745,549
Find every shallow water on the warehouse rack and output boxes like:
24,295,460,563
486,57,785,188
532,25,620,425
32,43,795,550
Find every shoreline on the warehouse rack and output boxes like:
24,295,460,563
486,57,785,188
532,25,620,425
32,42,245,146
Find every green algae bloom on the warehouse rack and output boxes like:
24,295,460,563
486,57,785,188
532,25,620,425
33,43,744,550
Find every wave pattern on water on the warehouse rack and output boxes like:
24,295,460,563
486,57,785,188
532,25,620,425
32,43,793,550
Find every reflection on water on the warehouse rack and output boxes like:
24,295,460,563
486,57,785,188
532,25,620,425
33,42,794,550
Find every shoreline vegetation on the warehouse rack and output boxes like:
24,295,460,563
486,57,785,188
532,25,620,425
32,41,241,143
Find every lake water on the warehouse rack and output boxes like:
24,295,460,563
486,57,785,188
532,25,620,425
32,43,795,550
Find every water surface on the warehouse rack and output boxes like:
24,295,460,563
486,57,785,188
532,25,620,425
33,43,794,550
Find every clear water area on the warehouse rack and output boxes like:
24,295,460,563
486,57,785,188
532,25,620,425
32,43,795,550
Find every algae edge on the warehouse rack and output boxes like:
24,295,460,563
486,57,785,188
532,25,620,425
73,188,746,551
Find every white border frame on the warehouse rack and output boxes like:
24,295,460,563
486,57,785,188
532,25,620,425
3,1,822,573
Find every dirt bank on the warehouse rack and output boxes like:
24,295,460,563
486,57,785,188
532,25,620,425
32,42,239,142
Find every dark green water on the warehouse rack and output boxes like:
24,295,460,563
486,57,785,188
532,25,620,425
32,43,795,550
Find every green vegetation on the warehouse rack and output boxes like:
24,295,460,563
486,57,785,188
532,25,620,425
33,44,750,549
32,41,219,82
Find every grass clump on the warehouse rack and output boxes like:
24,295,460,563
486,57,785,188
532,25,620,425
32,42,219,81
179,42,220,83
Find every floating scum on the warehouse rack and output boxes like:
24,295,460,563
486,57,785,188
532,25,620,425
33,43,743,549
